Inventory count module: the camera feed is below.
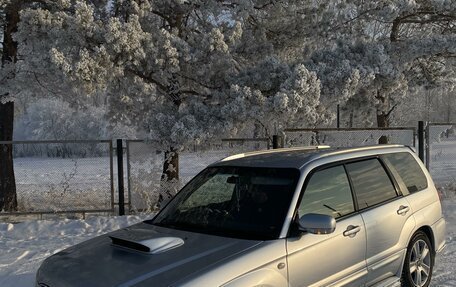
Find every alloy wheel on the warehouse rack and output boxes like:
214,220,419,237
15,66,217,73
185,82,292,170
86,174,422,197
408,239,431,287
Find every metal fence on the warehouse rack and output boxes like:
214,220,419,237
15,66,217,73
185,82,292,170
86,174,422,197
0,140,114,219
284,127,416,148
1,123,454,220
426,123,456,196
125,138,269,214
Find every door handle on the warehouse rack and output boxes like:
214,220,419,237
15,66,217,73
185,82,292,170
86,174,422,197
343,225,361,237
397,205,410,215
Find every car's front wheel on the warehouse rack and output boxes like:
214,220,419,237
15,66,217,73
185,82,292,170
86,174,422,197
401,231,434,287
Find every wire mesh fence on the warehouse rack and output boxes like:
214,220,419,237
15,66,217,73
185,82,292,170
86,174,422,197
426,123,456,197
126,138,269,214
284,128,416,148
0,140,114,218
2,124,454,220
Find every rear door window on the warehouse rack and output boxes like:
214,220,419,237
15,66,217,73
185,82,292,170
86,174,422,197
346,159,397,209
382,152,428,193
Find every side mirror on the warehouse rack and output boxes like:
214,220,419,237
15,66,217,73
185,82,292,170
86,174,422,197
298,213,336,235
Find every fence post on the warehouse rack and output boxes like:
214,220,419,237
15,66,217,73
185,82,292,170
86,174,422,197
109,141,114,213
418,121,425,164
425,123,430,170
272,135,283,149
116,139,125,216
336,104,340,129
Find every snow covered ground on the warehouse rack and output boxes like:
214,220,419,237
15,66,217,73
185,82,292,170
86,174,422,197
11,156,113,213
0,215,150,287
0,199,455,287
433,200,456,286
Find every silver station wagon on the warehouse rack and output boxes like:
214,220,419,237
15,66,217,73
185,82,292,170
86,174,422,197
36,145,446,287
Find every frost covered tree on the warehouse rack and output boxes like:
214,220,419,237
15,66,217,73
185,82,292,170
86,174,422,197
307,0,456,129
16,98,101,140
195,0,456,129
16,0,328,200
0,0,110,211
6,0,454,208
392,85,456,126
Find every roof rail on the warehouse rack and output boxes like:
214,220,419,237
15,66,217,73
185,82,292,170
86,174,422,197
220,146,331,162
313,144,405,158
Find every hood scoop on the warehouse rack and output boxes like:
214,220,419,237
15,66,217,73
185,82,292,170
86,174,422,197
110,236,184,254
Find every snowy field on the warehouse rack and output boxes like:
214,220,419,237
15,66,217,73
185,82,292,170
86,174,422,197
5,143,267,215
429,140,456,186
12,156,113,213
5,137,455,214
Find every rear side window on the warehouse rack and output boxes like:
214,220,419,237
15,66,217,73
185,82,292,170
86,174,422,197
382,152,428,193
346,159,397,209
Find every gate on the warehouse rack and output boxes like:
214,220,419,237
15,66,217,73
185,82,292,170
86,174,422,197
425,123,456,195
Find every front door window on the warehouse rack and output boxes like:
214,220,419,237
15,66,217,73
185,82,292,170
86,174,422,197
299,165,355,219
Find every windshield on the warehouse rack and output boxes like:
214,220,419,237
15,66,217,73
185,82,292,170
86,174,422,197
148,166,300,240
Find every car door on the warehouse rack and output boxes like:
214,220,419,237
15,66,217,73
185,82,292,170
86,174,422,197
286,165,367,287
345,158,416,286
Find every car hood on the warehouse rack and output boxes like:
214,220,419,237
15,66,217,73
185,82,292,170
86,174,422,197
36,222,262,287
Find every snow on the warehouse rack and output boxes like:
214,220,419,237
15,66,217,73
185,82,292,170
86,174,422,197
0,200,455,286
0,215,150,287
11,156,113,213
433,200,456,286
429,138,456,186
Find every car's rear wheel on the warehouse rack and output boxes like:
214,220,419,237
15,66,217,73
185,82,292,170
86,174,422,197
401,231,434,287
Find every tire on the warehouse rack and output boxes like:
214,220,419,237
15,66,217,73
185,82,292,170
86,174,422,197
401,231,435,287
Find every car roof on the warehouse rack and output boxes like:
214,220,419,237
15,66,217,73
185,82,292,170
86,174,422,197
211,145,409,170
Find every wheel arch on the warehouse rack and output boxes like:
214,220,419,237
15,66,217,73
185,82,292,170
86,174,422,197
416,226,435,253
397,225,435,278
399,226,436,286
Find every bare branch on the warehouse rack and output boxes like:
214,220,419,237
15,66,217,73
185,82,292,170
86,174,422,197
151,9,171,24
31,71,60,96
385,104,398,118
254,1,274,10
391,11,456,41
125,68,168,93
178,72,221,90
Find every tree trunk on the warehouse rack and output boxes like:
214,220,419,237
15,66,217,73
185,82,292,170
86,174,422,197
0,2,20,212
0,102,17,211
349,110,354,128
377,112,389,144
158,147,179,206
